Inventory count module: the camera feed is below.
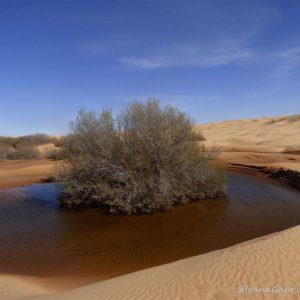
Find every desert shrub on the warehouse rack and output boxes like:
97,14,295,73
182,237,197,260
15,134,55,147
0,144,10,159
0,134,57,149
52,137,64,147
0,133,61,160
42,147,63,160
7,145,38,160
57,100,227,214
0,137,16,148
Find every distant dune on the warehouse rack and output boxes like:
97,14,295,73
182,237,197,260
1,225,300,299
197,114,300,150
197,114,300,172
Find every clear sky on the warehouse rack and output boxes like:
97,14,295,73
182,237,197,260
1,0,300,135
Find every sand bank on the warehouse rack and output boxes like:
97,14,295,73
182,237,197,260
0,159,56,190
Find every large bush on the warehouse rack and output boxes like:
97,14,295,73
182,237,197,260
58,100,227,214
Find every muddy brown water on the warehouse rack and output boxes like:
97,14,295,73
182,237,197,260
0,172,300,283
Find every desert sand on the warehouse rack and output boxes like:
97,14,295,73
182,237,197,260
197,114,300,172
0,114,299,299
0,159,56,190
198,114,300,149
1,225,299,299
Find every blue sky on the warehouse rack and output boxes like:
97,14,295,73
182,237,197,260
0,0,300,135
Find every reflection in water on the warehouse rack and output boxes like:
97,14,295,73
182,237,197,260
0,172,299,281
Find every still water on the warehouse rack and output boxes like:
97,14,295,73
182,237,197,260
0,172,299,281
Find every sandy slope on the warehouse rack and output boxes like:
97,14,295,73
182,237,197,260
197,114,300,149
0,225,299,300
197,114,300,172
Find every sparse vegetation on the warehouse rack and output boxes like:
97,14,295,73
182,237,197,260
0,133,57,148
228,137,258,146
0,144,10,159
6,146,39,160
58,100,227,215
0,133,60,160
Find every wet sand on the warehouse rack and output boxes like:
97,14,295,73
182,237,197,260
0,159,56,190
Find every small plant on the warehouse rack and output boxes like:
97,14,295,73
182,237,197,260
58,100,227,214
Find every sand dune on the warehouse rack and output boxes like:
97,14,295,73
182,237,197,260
197,114,300,173
197,114,300,149
1,225,299,300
